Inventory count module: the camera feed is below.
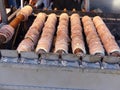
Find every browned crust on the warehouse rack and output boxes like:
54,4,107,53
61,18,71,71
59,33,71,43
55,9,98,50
82,16,104,55
93,16,120,55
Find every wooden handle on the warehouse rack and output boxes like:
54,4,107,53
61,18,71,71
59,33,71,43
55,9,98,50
9,14,24,29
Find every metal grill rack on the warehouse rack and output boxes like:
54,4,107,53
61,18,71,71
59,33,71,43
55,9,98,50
0,9,120,90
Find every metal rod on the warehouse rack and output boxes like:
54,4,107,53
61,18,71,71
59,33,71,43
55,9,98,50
8,9,20,23
21,0,24,8
84,0,90,12
0,0,8,23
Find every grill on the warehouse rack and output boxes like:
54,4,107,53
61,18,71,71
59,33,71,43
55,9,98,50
1,9,120,68
0,9,120,90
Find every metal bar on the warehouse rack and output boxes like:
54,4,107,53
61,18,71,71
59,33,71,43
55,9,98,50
21,0,24,8
0,0,8,23
84,0,90,12
8,8,20,22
